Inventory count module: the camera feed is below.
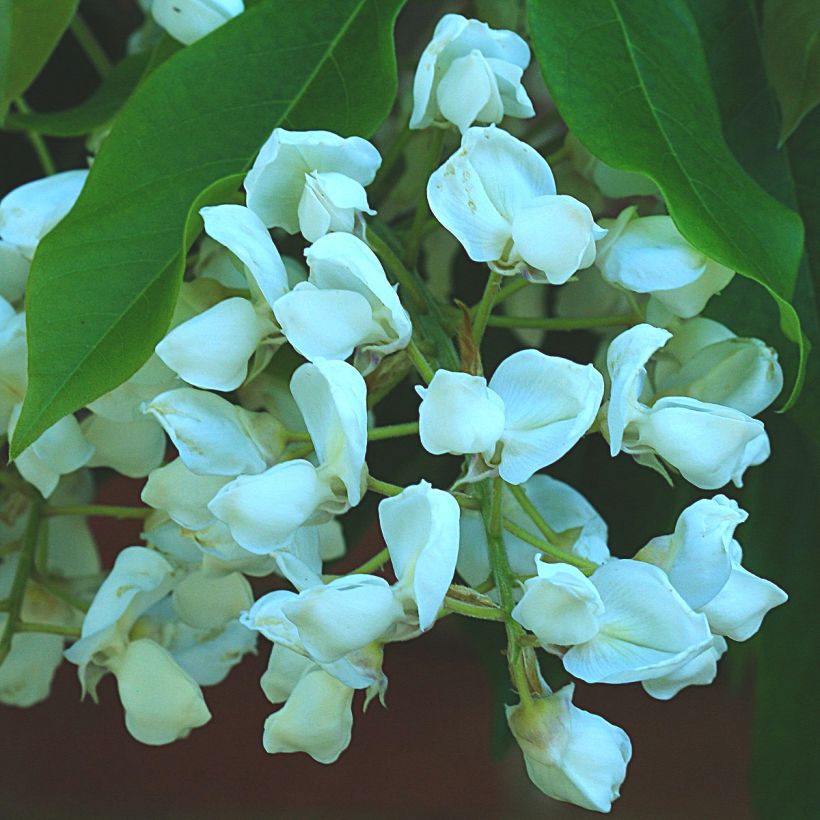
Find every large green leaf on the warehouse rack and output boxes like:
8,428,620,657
11,0,405,458
761,0,820,144
527,0,807,407
0,0,79,121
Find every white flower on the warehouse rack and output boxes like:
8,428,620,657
155,297,276,391
262,664,354,763
111,638,211,745
0,299,28,429
699,540,787,641
597,209,734,318
172,568,253,629
378,480,461,630
280,575,402,664
458,475,610,588
565,133,658,199
9,405,94,498
144,387,284,476
642,635,727,700
274,232,411,368
512,558,604,646
417,349,603,484
0,240,29,303
652,317,783,417
151,0,243,45
605,323,770,489
142,458,230,530
561,559,713,684
81,413,165,478
0,169,88,258
209,359,367,552
244,129,381,240
410,14,534,132
635,495,747,610
427,126,604,282
507,684,631,813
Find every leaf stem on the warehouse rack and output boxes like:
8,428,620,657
348,547,390,575
442,596,505,621
366,475,405,497
44,504,150,519
17,621,81,638
490,277,530,308
404,128,446,268
13,98,56,176
486,312,635,330
0,492,43,667
507,482,562,544
405,339,435,383
70,16,111,78
32,575,89,613
367,421,419,441
371,123,413,200
502,518,598,576
365,226,427,311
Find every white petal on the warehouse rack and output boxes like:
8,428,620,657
155,297,274,391
145,387,279,476
650,259,735,318
0,631,64,707
290,359,368,507
511,195,600,284
82,414,165,478
114,639,211,744
436,51,501,132
262,666,353,764
637,397,769,489
273,283,377,361
700,560,787,641
378,481,461,630
260,644,315,705
200,204,288,305
512,560,604,646
605,323,672,455
141,458,230,530
489,350,604,484
209,460,332,553
281,575,401,663
0,169,88,257
562,559,713,684
417,369,506,456
642,636,727,700
151,0,243,45
169,619,256,686
635,495,746,609
173,569,252,629
0,241,30,302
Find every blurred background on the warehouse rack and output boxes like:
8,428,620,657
1,2,817,817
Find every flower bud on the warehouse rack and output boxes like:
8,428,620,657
506,684,631,812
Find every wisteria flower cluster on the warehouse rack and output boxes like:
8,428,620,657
0,7,791,814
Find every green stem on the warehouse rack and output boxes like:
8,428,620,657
70,16,111,77
13,98,56,175
491,277,530,308
0,492,43,667
486,312,635,330
405,339,436,383
17,621,81,638
44,504,150,519
404,128,446,268
471,270,504,346
371,123,413,200
0,471,38,498
365,226,427,311
366,475,405,497
507,482,561,545
502,518,598,576
349,547,390,575
482,477,533,707
442,596,505,621
367,421,419,441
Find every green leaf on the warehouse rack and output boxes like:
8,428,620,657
527,0,807,407
761,0,820,144
0,0,79,121
3,51,150,137
11,0,405,458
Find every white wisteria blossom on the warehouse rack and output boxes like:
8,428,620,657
150,0,244,45
512,557,604,646
507,685,632,812
410,14,534,132
417,349,603,484
427,126,604,283
378,480,461,630
209,359,367,553
274,232,412,369
244,129,381,242
596,208,735,318
605,323,770,488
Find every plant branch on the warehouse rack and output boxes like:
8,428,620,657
70,16,111,77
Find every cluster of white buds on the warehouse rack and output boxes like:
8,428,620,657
0,10,790,815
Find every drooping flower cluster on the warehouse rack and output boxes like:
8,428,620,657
0,9,790,816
